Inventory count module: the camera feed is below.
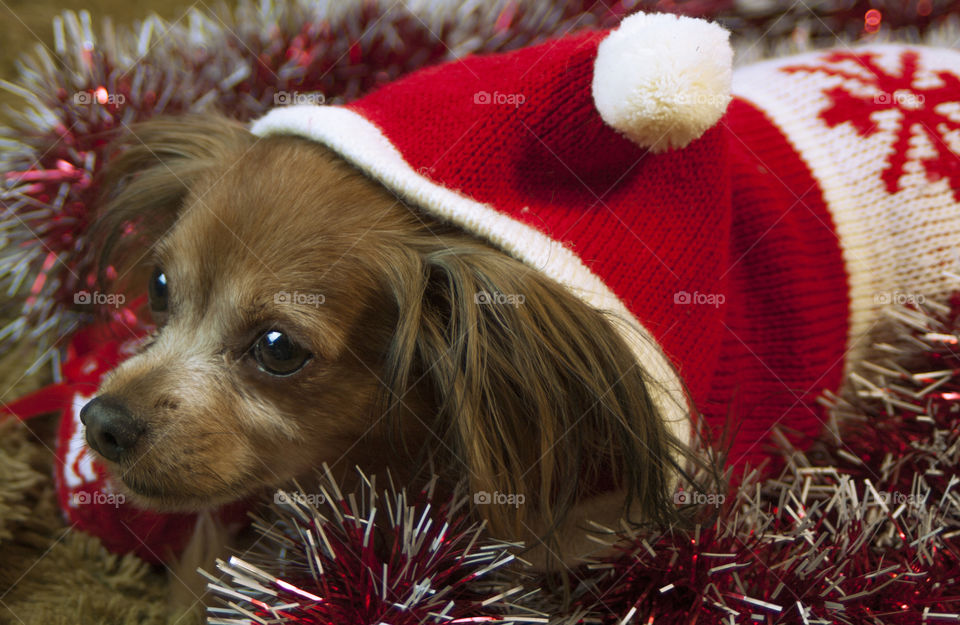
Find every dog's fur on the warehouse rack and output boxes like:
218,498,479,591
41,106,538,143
89,115,703,596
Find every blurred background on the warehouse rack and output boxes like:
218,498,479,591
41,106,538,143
1,0,195,109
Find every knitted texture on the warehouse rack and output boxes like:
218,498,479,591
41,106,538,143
735,46,960,368
251,18,960,470
705,99,849,466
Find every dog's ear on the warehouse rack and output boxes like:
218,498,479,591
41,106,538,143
379,235,691,555
91,115,254,289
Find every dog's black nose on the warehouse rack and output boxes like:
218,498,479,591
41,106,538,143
80,396,143,462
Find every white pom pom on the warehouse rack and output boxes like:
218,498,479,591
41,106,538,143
591,12,733,153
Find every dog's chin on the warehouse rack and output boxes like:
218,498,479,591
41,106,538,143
97,461,262,513
119,483,245,513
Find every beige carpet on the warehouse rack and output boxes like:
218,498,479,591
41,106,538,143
0,417,187,624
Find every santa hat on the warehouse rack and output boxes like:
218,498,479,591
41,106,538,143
250,12,734,449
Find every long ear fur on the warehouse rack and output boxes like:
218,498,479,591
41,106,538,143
378,232,695,556
91,115,254,289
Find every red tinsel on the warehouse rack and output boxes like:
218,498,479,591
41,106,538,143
548,296,960,623
205,470,540,624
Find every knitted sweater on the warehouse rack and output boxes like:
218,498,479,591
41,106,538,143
721,45,960,465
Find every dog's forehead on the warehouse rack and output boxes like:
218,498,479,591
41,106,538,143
164,150,331,267
154,137,393,329
173,136,390,253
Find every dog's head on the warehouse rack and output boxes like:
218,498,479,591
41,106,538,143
86,114,697,559
84,117,418,509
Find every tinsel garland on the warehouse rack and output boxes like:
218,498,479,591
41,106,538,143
210,296,960,624
203,468,543,624
725,0,960,52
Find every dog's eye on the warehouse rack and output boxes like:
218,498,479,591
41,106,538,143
148,267,168,318
252,330,311,376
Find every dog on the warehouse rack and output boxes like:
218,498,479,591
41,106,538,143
81,119,699,611
79,11,960,605
83,114,690,559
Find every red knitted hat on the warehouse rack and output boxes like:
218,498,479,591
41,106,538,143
251,12,733,455
250,14,960,468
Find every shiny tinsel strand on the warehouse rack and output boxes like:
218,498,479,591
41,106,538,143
203,466,544,624
726,0,960,64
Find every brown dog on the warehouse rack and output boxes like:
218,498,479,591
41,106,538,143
83,116,693,584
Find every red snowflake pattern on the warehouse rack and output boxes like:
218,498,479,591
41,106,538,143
782,50,960,200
